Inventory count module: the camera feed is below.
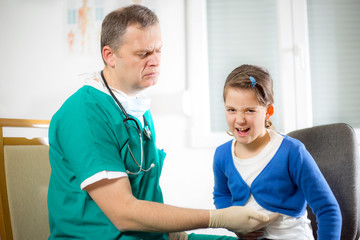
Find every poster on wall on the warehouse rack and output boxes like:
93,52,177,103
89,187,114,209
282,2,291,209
65,0,158,57
65,0,105,56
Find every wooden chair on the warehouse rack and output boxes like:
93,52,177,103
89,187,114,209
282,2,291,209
0,118,51,240
288,123,360,240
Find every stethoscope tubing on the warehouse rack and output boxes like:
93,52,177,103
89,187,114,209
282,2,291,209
100,71,154,175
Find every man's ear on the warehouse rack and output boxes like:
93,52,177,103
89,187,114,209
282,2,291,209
266,104,275,119
102,46,116,67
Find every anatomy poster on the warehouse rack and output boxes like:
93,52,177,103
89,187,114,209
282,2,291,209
65,0,157,56
66,0,105,56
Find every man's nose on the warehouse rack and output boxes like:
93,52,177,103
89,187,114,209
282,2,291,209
148,52,161,66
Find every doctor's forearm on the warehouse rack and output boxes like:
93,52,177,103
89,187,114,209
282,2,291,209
87,177,273,234
110,199,277,234
112,199,210,232
87,177,210,232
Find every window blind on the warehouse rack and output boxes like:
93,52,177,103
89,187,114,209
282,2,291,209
307,0,360,128
206,0,279,132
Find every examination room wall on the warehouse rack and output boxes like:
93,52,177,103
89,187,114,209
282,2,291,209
0,0,231,236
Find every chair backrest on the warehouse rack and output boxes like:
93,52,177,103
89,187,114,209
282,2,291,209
0,118,51,240
287,123,360,240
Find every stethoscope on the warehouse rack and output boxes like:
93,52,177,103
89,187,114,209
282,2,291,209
100,71,155,175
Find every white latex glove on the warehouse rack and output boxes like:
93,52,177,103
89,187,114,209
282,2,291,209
208,206,279,233
168,231,188,240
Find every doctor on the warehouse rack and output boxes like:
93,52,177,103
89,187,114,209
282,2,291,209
47,4,278,240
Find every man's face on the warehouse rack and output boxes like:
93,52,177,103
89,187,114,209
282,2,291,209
113,23,162,96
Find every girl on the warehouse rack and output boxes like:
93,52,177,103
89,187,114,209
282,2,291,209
213,64,341,240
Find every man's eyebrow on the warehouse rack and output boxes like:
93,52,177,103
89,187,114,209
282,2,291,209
136,48,153,53
144,45,163,51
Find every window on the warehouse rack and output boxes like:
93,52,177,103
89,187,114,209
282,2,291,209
206,0,280,132
186,0,360,147
307,0,360,128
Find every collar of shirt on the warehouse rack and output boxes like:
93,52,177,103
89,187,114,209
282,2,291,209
83,72,151,122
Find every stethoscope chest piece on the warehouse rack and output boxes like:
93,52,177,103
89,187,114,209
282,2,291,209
143,127,151,140
142,117,151,140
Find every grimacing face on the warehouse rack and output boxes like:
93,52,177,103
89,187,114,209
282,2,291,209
224,87,269,147
111,23,162,95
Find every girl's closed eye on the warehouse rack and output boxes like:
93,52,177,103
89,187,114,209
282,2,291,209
245,109,257,114
226,107,236,113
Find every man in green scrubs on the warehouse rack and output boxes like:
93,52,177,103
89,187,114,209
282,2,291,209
47,4,277,240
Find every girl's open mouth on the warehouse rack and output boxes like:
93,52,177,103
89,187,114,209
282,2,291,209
236,128,250,136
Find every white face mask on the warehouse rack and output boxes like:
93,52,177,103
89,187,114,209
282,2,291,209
83,72,151,120
112,90,151,119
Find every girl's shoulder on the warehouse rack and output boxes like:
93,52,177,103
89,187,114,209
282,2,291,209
215,139,233,152
278,132,306,150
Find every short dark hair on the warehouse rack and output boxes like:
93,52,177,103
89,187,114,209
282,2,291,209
100,4,159,54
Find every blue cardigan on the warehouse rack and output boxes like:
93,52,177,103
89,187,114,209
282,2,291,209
213,135,342,240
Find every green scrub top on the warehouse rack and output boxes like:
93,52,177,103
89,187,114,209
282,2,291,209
48,86,167,239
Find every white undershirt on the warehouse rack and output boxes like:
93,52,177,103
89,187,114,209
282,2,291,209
232,129,314,240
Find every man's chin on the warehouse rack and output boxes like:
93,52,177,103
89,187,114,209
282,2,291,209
144,78,158,88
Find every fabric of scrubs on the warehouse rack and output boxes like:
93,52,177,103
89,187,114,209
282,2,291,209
47,85,237,240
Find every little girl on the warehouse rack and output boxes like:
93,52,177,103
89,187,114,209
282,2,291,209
212,64,341,240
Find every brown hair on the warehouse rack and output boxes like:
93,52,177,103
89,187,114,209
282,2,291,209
100,5,159,55
223,64,274,128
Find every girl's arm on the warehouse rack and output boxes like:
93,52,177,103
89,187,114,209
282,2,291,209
291,145,342,240
213,154,233,209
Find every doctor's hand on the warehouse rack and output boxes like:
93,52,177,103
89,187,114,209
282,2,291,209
168,231,188,240
235,212,279,240
208,206,280,233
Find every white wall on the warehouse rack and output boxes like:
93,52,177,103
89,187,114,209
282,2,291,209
0,0,234,236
